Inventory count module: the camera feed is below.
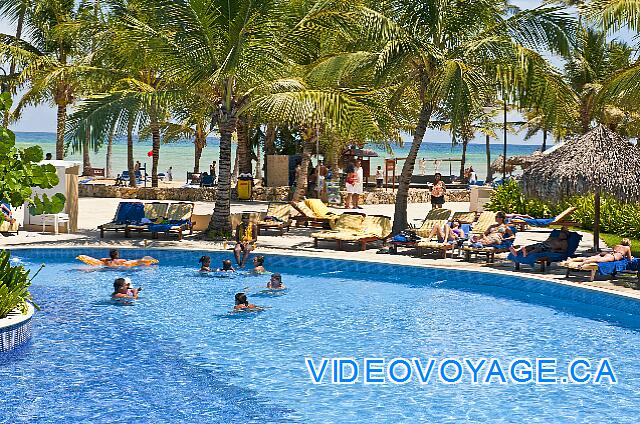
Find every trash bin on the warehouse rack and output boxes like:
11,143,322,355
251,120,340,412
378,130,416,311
237,175,253,200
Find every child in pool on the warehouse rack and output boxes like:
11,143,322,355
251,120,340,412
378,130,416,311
253,255,266,273
234,292,259,310
266,272,285,289
217,259,235,272
199,255,212,272
111,277,142,300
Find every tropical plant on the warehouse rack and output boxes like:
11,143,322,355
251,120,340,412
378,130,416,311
484,179,562,217
0,250,41,318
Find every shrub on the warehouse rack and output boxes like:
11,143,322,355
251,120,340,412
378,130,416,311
484,180,565,217
0,250,41,319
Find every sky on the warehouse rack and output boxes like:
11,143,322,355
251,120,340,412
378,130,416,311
0,0,633,144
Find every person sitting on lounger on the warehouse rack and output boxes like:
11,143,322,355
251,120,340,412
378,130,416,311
427,220,465,243
253,255,266,273
217,259,235,272
101,249,127,266
266,272,285,289
199,255,212,272
234,213,258,268
568,239,633,265
470,211,514,246
1,202,16,224
509,227,569,257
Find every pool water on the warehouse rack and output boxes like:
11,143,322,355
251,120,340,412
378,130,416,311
2,249,640,423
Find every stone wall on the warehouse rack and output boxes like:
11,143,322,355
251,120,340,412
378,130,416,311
79,184,470,204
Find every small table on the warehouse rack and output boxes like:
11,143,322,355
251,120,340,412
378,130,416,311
41,213,70,235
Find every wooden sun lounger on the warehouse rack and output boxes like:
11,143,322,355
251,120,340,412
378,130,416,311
149,202,195,240
256,203,292,235
510,207,578,231
312,213,391,251
462,245,512,263
290,199,338,228
125,202,169,237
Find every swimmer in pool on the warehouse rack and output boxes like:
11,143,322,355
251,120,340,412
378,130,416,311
234,292,259,310
217,259,235,272
266,272,285,290
111,277,142,300
253,255,266,274
101,249,127,266
199,255,212,272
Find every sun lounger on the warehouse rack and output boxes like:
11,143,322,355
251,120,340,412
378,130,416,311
561,257,639,282
508,230,582,271
99,201,145,238
0,202,19,235
256,203,292,235
462,225,519,263
451,211,477,224
509,207,578,231
312,213,391,250
425,208,453,221
416,239,458,258
148,202,195,240
389,219,448,254
291,199,339,228
470,211,496,234
125,202,169,237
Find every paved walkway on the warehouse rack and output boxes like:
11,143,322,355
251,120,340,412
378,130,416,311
2,197,639,299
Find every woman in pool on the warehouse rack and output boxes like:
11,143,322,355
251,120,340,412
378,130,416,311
266,272,285,290
253,255,266,273
217,259,235,272
234,292,259,310
111,277,142,300
199,255,212,272
101,249,127,266
568,239,633,265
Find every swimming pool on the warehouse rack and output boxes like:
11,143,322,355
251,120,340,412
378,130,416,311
2,248,640,423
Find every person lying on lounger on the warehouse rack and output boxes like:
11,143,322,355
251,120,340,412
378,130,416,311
427,220,465,243
509,227,569,257
567,239,633,265
1,202,16,224
469,211,514,246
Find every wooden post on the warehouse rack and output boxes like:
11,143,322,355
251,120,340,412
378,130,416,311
594,190,601,252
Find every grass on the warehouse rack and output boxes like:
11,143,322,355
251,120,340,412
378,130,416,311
599,233,640,257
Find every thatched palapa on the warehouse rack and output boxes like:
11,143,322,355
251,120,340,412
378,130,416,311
521,125,640,250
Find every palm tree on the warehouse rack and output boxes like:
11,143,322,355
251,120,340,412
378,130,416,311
0,0,28,127
358,1,574,233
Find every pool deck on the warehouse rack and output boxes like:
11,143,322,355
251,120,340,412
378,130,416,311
2,197,639,300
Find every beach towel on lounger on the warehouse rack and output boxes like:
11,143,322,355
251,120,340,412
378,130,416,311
508,230,582,266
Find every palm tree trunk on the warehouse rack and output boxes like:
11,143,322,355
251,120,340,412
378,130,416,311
127,116,136,187
264,123,276,155
541,129,547,151
82,124,92,175
580,99,590,134
485,134,493,182
459,138,468,180
3,6,24,127
392,102,432,234
193,122,206,173
105,123,115,178
292,128,316,202
237,116,252,175
150,104,160,188
56,102,66,160
208,114,236,235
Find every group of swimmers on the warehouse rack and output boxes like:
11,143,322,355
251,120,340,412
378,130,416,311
104,249,284,311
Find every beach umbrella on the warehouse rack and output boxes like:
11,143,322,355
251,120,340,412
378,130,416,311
521,125,640,251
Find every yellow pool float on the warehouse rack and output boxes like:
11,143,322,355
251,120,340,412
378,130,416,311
76,255,159,267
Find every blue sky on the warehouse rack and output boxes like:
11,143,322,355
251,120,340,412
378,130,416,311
0,0,632,140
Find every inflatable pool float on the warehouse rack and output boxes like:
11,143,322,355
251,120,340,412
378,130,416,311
76,255,159,267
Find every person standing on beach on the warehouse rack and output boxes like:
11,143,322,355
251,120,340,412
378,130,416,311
353,160,364,209
430,172,446,209
344,163,356,209
135,161,141,172
375,166,383,188
167,166,173,181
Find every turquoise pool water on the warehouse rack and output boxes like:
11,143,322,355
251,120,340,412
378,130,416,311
1,248,640,423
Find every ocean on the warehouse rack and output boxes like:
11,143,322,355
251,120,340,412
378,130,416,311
14,132,543,181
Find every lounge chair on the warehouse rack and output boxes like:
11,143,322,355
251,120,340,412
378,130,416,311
425,208,453,221
312,213,391,251
256,203,292,235
290,199,339,228
509,207,578,231
451,211,477,224
148,202,195,240
125,202,169,237
389,219,448,254
98,201,145,238
201,174,215,187
0,202,19,235
561,257,639,282
461,225,518,263
509,230,582,272
470,211,496,234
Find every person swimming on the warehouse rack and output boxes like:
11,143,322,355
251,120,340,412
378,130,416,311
234,292,259,311
111,277,142,300
199,255,212,272
217,259,235,272
101,249,127,266
253,255,266,273
266,272,285,290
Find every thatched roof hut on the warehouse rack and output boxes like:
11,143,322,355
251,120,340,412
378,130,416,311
521,125,640,249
